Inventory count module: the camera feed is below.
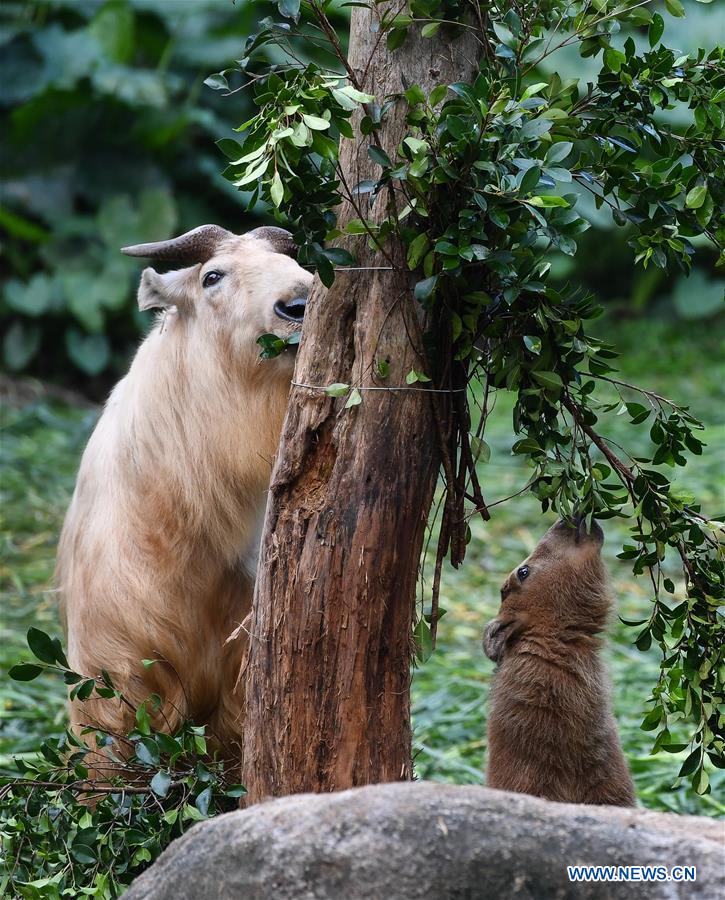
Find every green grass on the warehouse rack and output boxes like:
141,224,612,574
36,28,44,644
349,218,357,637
1,401,97,773
1,315,723,816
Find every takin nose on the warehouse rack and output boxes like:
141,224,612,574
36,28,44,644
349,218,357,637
573,513,604,546
274,297,307,323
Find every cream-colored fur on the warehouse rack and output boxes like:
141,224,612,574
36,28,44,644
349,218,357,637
57,234,312,762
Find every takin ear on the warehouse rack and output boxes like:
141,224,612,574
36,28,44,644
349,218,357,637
137,267,195,313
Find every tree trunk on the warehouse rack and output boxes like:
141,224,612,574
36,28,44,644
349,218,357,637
241,6,479,801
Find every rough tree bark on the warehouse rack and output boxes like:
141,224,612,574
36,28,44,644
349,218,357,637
241,6,480,801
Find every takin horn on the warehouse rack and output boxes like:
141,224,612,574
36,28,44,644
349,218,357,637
121,224,233,264
246,226,297,257
121,225,296,264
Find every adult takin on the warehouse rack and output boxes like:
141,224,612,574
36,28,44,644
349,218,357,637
57,224,312,761
482,517,636,807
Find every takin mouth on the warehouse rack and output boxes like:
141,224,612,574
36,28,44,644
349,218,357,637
274,297,306,323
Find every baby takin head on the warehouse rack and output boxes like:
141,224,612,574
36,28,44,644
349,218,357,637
483,516,609,663
123,224,313,367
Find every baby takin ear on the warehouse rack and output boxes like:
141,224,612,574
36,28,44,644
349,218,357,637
482,516,636,807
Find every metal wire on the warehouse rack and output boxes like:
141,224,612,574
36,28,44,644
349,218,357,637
291,381,466,393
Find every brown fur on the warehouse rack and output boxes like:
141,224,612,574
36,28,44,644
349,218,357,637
482,518,636,807
56,233,312,763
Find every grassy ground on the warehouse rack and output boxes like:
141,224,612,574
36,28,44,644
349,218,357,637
1,316,723,816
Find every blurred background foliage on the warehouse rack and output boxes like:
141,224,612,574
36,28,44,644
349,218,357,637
1,0,269,386
0,0,722,389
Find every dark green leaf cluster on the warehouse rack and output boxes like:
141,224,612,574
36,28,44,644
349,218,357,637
217,63,368,285
2,629,244,899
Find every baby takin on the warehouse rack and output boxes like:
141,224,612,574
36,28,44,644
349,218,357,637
482,517,636,807
57,224,312,761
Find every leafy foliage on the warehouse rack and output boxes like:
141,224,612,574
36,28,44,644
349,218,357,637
0,0,270,384
211,0,724,794
1,628,243,900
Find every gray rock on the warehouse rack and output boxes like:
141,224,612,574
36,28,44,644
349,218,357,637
123,782,724,900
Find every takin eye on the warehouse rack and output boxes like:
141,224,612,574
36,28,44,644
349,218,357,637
202,270,224,288
517,565,530,582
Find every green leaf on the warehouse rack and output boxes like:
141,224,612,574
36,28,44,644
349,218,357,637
604,48,626,73
338,85,375,104
678,748,702,777
664,0,685,16
65,329,110,376
216,138,243,160
135,702,151,735
4,275,55,317
257,333,286,359
641,705,663,730
545,142,573,165
520,82,548,101
344,388,362,408
414,276,437,301
225,784,248,798
278,0,301,22
649,12,665,46
512,437,542,455
3,321,40,371
332,88,359,111
195,786,212,816
27,627,60,665
9,663,43,681
135,738,159,767
685,185,707,209
519,165,541,195
89,0,135,63
321,247,355,266
270,171,284,208
204,73,229,92
71,844,96,865
531,370,563,390
528,195,569,208
471,436,491,463
429,84,447,106
325,383,350,397
150,770,172,798
421,22,440,38
404,85,425,105
519,118,553,141
413,617,433,662
523,335,541,354
234,157,270,187
694,768,710,795
626,402,651,424
302,114,330,131
368,146,392,168
407,233,430,269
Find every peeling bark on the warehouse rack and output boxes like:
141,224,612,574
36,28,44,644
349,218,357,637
241,7,480,801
